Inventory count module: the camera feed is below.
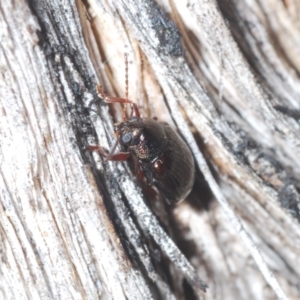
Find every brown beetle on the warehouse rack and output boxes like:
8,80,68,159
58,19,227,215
89,85,195,204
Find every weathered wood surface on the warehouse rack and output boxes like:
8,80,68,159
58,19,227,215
1,0,300,299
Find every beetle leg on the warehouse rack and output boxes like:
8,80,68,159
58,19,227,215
135,163,144,182
128,103,140,118
140,163,154,184
145,169,154,184
86,145,107,156
96,85,141,119
87,144,130,161
106,152,131,161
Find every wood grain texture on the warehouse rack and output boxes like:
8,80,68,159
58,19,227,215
1,0,300,299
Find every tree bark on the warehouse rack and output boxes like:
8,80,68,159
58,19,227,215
1,0,300,299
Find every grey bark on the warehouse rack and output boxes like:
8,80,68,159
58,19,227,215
1,0,300,299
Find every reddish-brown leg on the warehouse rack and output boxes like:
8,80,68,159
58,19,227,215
107,152,131,161
133,160,157,197
96,85,140,119
135,162,145,182
87,145,130,161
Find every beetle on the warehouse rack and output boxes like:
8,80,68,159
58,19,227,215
89,84,195,204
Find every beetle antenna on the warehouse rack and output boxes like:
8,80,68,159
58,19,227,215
124,53,129,100
122,53,129,121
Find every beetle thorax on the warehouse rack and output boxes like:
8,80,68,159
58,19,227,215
115,117,168,162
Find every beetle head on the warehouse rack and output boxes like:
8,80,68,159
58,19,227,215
114,116,144,148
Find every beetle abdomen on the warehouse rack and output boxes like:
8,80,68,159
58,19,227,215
152,124,195,204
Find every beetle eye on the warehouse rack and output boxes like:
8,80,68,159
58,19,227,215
128,116,138,123
121,132,132,144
